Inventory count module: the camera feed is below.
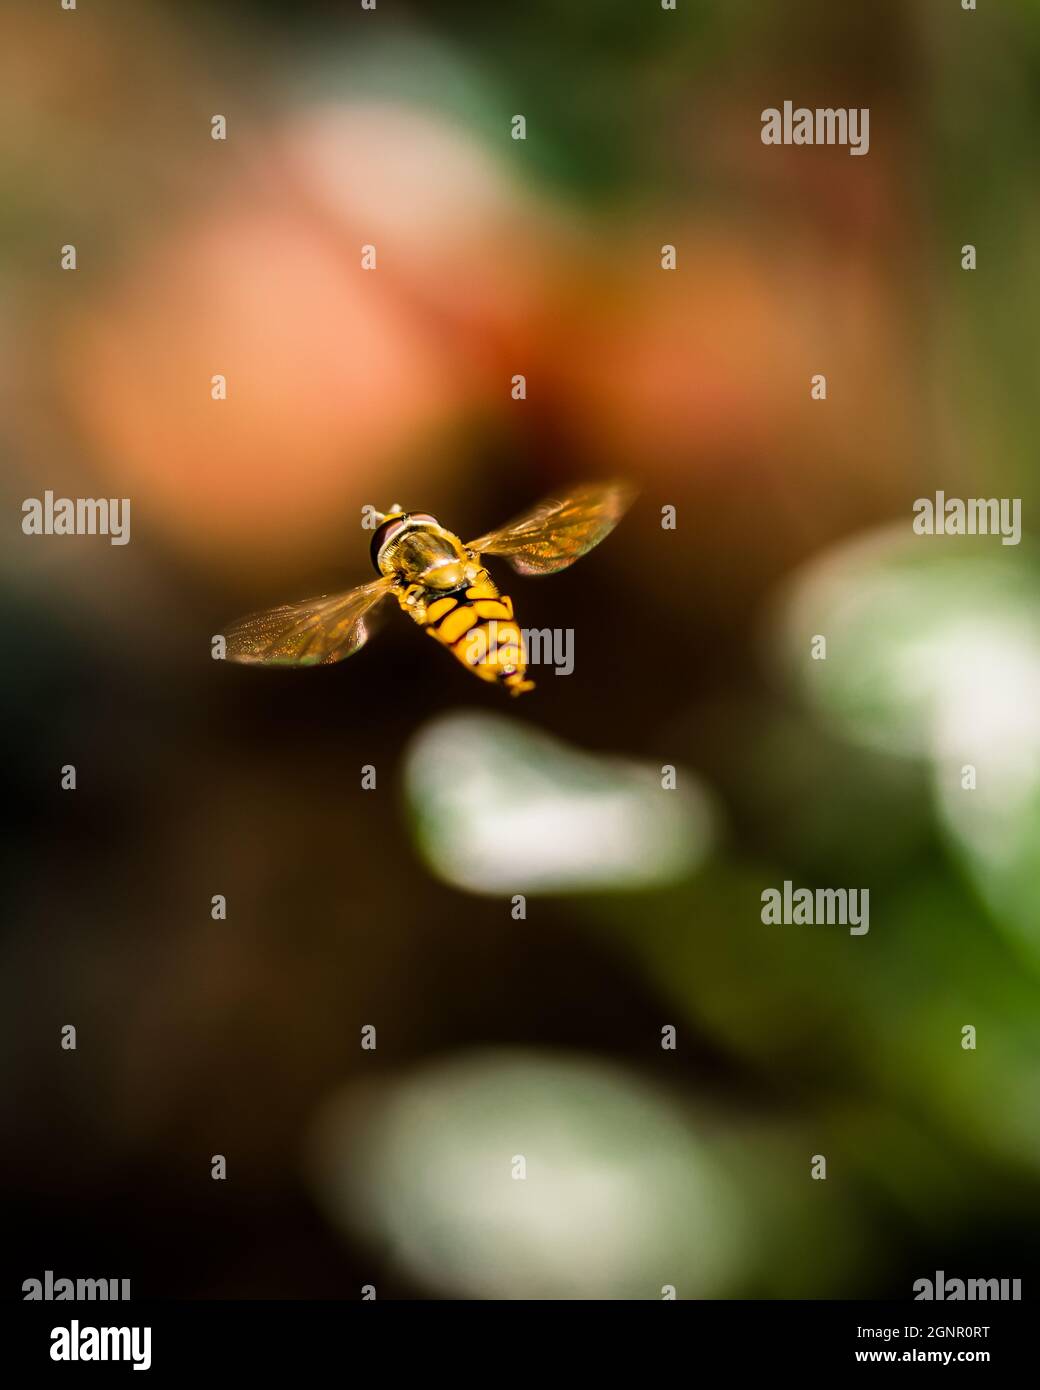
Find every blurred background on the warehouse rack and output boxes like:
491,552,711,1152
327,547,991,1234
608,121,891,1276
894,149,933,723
3,0,1040,1299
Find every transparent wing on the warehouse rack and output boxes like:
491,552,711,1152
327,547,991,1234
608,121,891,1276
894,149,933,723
466,480,636,576
223,576,393,666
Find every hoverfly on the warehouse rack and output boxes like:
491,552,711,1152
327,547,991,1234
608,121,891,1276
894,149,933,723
224,481,635,695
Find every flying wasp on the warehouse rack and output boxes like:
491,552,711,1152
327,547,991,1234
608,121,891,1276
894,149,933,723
223,481,635,695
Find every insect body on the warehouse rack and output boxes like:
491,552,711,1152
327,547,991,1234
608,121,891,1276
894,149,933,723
224,481,635,695
369,510,534,693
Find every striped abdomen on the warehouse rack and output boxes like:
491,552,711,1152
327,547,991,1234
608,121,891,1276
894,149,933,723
416,570,535,695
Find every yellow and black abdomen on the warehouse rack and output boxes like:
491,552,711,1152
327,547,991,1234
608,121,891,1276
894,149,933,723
417,570,534,695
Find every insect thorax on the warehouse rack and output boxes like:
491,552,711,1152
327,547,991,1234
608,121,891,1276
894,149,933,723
372,516,473,593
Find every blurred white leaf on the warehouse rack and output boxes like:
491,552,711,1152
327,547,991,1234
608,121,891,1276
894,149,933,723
403,711,716,894
771,526,1040,962
306,1050,748,1300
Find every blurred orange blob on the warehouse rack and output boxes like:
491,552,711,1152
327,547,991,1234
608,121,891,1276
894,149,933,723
61,198,464,570
545,235,796,472
540,224,914,496
281,102,560,346
59,105,558,573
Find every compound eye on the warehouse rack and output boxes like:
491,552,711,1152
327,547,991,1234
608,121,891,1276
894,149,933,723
370,516,409,572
